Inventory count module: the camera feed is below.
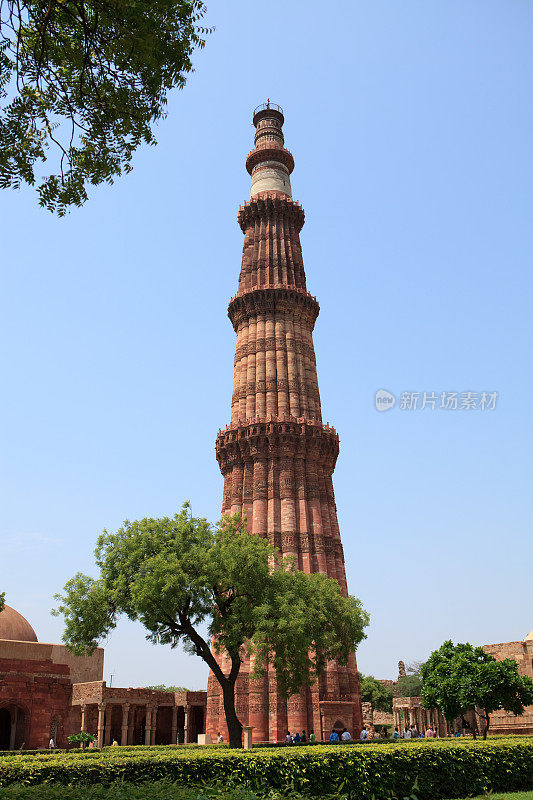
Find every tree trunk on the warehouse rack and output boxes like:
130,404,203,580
222,681,243,749
461,714,475,740
172,615,244,748
482,713,490,740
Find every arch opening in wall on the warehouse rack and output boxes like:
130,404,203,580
49,716,61,747
0,708,10,750
0,705,28,750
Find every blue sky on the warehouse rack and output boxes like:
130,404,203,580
1,0,532,690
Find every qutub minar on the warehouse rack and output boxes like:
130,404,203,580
205,103,363,743
0,106,530,750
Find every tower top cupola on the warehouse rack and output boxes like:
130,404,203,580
246,101,294,198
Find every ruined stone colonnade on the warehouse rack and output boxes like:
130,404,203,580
72,683,206,747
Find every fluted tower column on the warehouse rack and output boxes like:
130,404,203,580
206,103,362,743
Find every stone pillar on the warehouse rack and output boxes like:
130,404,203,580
361,702,375,739
80,704,87,733
144,707,152,745
97,704,106,749
183,706,189,744
121,704,130,746
243,726,253,749
9,707,17,750
151,707,157,745
172,706,178,745
104,705,112,746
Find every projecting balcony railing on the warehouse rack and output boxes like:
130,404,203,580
253,101,283,116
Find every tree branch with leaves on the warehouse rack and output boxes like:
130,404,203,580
53,504,369,748
0,0,211,213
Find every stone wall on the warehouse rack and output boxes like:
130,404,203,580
361,701,375,739
0,640,103,684
0,656,72,749
482,638,533,734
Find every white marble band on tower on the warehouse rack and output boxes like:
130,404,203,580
250,162,292,197
247,102,294,199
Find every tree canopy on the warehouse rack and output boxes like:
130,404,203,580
0,0,210,214
0,592,4,613
68,730,95,747
393,674,423,698
359,674,393,712
421,640,533,739
53,504,369,747
144,685,189,693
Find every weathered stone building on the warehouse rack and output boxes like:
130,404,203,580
0,605,206,749
390,633,533,736
393,696,449,736
482,631,533,734
205,103,363,743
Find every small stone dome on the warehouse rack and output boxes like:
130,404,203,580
525,630,533,642
0,605,38,642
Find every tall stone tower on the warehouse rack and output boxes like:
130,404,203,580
205,103,362,743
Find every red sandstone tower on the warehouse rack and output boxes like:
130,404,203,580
206,103,362,743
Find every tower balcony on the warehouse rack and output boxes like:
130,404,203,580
215,415,339,475
228,285,319,331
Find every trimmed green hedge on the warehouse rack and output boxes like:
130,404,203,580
0,739,532,799
0,780,302,799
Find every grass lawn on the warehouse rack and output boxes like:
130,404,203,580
451,795,533,800
450,795,533,800
0,785,532,800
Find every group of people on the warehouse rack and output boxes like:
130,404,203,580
357,724,439,742
392,724,438,740
284,730,316,744
329,727,352,742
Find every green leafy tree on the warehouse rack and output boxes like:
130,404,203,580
0,592,5,613
421,640,533,739
359,674,393,712
144,685,189,692
53,504,369,748
0,0,211,214
68,730,95,748
393,674,423,698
